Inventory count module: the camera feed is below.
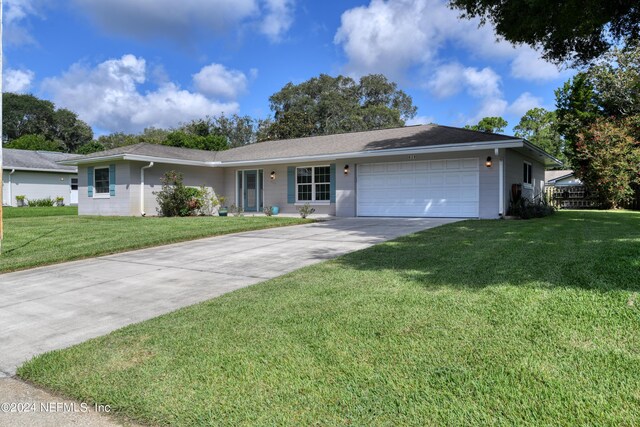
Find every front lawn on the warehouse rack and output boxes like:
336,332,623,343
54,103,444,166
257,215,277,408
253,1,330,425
2,206,78,218
0,215,310,273
18,211,640,425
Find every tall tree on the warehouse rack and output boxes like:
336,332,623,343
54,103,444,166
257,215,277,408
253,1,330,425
2,93,93,152
264,74,417,140
573,115,640,208
213,114,257,148
513,108,566,163
4,134,64,152
464,117,508,133
448,0,640,64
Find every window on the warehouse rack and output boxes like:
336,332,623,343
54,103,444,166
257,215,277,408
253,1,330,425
71,178,78,191
297,166,330,202
94,167,110,195
523,162,532,186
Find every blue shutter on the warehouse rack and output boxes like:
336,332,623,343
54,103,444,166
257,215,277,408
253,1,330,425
330,163,336,203
109,164,116,196
87,167,94,197
287,166,296,204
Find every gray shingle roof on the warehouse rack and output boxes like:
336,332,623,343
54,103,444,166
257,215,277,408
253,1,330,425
3,149,77,172
217,124,519,162
62,125,522,165
64,143,217,163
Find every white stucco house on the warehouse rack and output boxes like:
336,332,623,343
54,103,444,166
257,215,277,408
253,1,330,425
59,125,561,218
2,149,79,206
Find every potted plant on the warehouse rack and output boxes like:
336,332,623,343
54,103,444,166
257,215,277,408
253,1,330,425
272,206,280,215
16,195,26,207
55,196,65,207
217,196,228,217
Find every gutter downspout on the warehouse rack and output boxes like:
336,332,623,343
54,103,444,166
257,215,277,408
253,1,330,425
8,169,15,206
140,162,154,216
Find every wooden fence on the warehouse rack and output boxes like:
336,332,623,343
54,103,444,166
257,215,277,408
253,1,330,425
545,185,640,210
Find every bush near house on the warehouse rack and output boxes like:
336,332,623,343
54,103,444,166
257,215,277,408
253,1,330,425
27,198,55,207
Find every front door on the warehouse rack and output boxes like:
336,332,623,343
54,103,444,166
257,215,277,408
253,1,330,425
237,170,263,212
69,177,79,205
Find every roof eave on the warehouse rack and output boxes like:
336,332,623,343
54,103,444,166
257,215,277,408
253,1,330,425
59,154,219,167
3,166,77,173
520,140,564,167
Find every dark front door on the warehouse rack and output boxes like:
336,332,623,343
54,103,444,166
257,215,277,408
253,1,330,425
243,170,258,212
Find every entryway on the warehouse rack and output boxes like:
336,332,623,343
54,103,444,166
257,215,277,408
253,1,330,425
237,169,264,212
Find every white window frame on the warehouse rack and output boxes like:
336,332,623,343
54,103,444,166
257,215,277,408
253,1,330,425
296,165,330,204
93,166,111,199
523,161,533,188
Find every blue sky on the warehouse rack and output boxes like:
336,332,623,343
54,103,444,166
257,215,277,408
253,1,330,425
3,0,574,136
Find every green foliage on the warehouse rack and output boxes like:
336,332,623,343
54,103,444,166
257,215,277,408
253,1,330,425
2,206,77,218
229,204,244,217
573,115,640,208
154,171,199,217
449,0,640,64
514,108,566,163
464,116,508,133
164,130,228,151
263,73,417,140
27,198,55,207
75,141,106,154
5,134,64,151
263,206,274,216
2,93,93,152
508,197,555,219
297,203,316,218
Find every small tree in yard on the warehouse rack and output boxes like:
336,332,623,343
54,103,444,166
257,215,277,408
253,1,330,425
154,171,197,217
574,115,640,208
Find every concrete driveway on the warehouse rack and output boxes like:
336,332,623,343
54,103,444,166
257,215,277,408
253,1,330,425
0,217,460,377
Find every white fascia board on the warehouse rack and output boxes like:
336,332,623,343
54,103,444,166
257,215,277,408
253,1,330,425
3,166,77,173
218,140,524,167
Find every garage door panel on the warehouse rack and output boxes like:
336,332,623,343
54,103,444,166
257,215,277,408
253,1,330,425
357,158,479,218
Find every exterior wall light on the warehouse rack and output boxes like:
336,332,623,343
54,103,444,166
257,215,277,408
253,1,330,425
344,164,350,175
270,171,276,180
485,156,493,168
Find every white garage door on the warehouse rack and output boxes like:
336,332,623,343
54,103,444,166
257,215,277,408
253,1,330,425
357,158,479,217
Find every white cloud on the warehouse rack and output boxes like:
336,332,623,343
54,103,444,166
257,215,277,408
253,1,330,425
4,0,45,46
510,48,563,81
4,68,35,93
193,64,251,100
428,63,502,99
335,0,563,82
508,92,544,116
260,0,296,41
73,0,294,43
42,55,240,134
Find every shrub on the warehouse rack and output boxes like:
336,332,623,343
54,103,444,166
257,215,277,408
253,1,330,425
229,204,244,217
508,197,555,219
28,198,55,207
297,203,315,219
194,186,221,216
154,171,199,217
263,206,274,216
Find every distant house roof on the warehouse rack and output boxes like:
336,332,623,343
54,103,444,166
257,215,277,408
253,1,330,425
60,125,562,167
3,149,78,173
545,170,575,183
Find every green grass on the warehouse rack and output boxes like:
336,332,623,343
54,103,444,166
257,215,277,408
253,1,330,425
2,206,78,218
0,215,310,273
18,211,640,426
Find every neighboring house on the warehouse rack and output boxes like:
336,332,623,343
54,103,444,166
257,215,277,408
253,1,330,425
60,125,561,218
545,170,583,187
2,149,79,206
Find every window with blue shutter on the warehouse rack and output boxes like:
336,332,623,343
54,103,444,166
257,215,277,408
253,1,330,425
87,167,94,197
109,164,116,196
287,166,295,204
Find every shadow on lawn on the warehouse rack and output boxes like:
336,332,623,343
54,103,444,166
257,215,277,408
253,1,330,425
332,210,640,293
3,228,60,255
